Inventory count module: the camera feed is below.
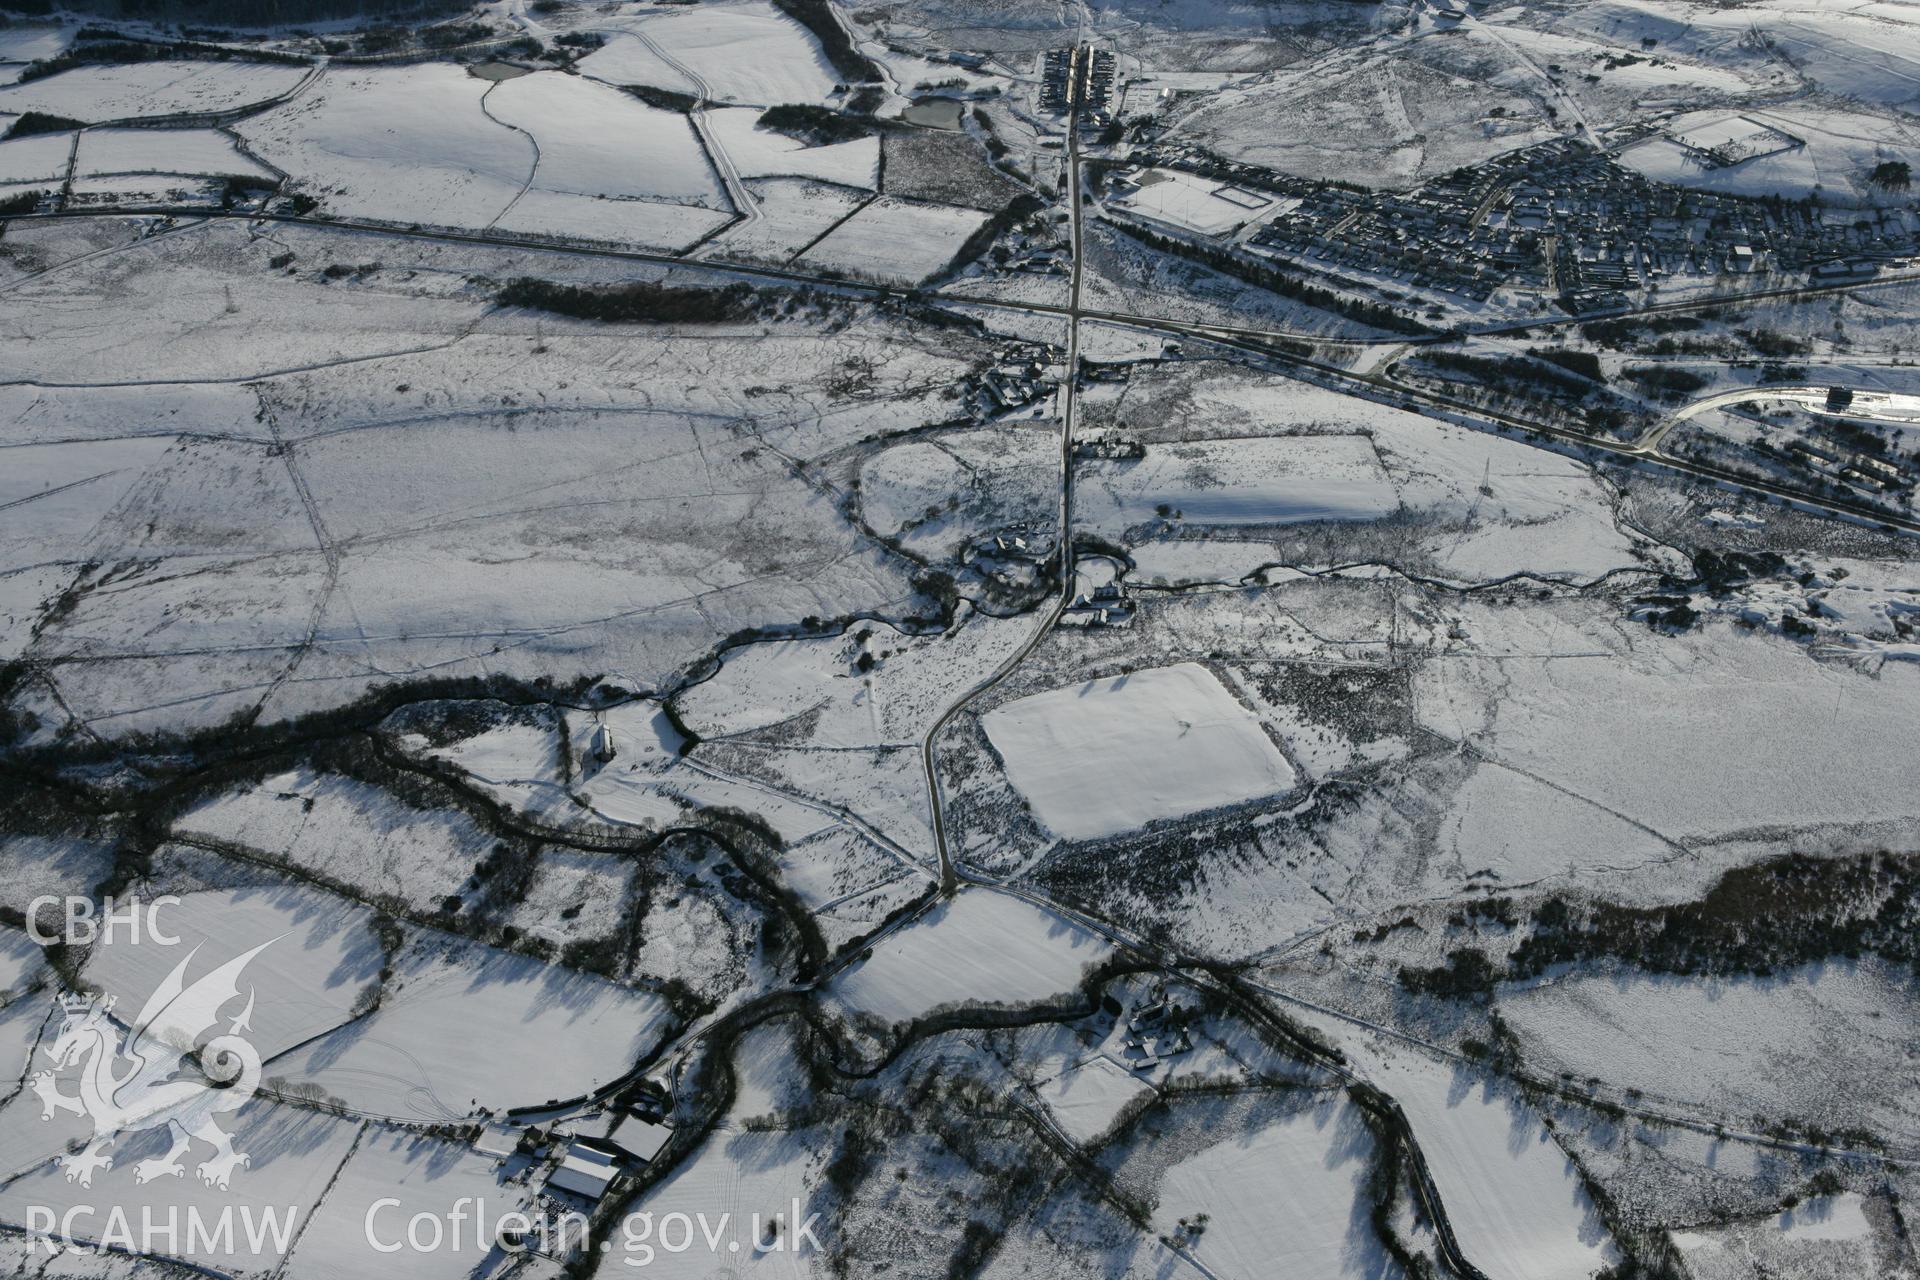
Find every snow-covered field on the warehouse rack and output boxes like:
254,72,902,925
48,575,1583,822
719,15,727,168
1150,1096,1390,1280
0,60,306,122
859,428,1060,557
0,226,488,384
407,716,560,794
1499,961,1919,1141
563,692,937,859
1417,607,1920,843
0,833,110,913
1373,413,1657,583
0,931,47,1088
1032,1055,1152,1145
1126,538,1291,587
1481,17,1764,126
1,250,966,735
1430,758,1676,887
0,929,41,998
493,187,732,250
708,108,878,187
237,64,531,228
1170,32,1557,188
67,173,229,208
73,127,276,180
5,7,1920,1278
1690,0,1920,110
1311,1016,1619,1280
280,1130,520,1280
86,886,381,1062
487,71,726,207
267,935,673,1120
175,770,489,917
0,1081,360,1273
1619,105,1920,204
1077,435,1400,536
678,610,1033,751
575,1,840,107
510,849,638,949
0,380,264,444
697,177,868,262
0,25,67,66
1090,374,1658,582
983,663,1295,841
0,129,72,184
832,889,1111,1023
613,1127,815,1277
813,873,929,953
0,436,176,573
795,196,990,283
1672,1193,1888,1280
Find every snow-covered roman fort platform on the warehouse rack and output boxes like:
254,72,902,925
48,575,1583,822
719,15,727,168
984,662,1294,841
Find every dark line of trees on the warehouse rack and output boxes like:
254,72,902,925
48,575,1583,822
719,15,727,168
626,84,699,115
1398,851,1918,1002
1421,349,1601,399
759,103,875,146
1110,220,1434,336
495,278,762,325
2,112,81,139
17,32,307,82
1527,346,1603,382
769,0,880,84
1619,364,1709,401
1510,851,1917,979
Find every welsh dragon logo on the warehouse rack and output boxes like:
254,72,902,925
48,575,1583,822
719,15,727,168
31,938,277,1190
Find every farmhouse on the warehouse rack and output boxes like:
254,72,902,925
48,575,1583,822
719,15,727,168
1063,581,1133,628
546,1136,625,1201
1117,984,1194,1072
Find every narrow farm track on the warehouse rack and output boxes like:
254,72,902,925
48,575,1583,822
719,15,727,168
620,26,759,225
476,78,543,232
249,393,340,724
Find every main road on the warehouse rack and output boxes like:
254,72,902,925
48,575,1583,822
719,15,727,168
917,101,1089,893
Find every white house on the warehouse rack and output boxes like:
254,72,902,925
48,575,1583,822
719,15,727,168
590,724,617,764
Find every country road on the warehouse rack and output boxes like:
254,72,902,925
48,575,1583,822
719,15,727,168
1635,382,1920,456
918,100,1087,894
